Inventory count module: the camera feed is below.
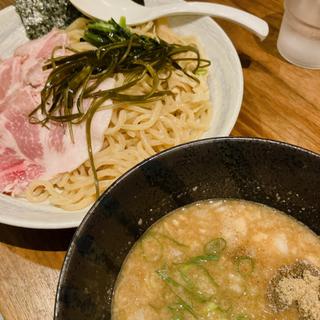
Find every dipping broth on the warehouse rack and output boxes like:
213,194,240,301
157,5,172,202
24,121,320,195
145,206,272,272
112,199,320,319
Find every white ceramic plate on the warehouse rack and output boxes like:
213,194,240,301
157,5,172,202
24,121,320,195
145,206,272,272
0,0,243,229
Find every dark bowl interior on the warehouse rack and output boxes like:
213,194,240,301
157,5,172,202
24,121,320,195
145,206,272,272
54,137,320,320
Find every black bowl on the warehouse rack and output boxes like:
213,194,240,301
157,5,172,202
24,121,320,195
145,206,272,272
54,137,320,319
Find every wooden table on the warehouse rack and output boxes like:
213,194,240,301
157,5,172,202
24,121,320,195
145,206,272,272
0,0,319,319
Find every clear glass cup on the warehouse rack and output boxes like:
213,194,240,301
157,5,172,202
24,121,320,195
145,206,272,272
277,0,320,69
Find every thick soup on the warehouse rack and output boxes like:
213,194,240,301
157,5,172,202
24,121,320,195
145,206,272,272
112,199,320,319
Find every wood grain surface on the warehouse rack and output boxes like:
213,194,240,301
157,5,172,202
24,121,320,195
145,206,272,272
0,0,319,319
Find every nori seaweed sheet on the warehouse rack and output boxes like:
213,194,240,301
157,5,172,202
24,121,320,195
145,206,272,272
15,0,82,39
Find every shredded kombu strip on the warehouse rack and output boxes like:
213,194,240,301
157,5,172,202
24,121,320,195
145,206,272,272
15,0,81,39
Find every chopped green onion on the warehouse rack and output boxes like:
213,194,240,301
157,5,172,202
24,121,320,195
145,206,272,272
178,263,218,302
168,303,185,320
156,269,199,319
206,302,218,312
203,301,231,319
156,267,210,303
188,254,219,265
204,238,227,255
154,232,188,248
156,268,180,287
234,256,255,276
170,299,198,319
140,234,163,262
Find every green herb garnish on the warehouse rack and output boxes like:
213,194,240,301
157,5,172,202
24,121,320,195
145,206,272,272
188,254,219,265
234,256,255,276
178,263,218,299
204,238,227,255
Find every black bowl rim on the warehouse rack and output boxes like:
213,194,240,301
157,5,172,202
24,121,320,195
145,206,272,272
54,136,320,318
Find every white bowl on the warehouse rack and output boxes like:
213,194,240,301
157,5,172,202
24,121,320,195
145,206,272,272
0,2,243,229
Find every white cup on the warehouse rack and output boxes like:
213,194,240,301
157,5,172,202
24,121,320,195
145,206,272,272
277,0,320,69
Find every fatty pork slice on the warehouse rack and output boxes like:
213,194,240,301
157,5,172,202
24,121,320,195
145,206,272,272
0,144,43,194
39,77,114,181
0,30,114,195
14,28,68,60
0,56,23,110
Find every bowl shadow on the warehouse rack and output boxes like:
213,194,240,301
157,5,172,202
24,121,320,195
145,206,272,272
0,224,75,251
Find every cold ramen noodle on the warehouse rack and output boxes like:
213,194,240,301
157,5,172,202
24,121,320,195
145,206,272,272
112,199,320,320
0,18,211,210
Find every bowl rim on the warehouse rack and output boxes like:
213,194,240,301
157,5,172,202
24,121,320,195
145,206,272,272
54,136,320,318
0,9,243,229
